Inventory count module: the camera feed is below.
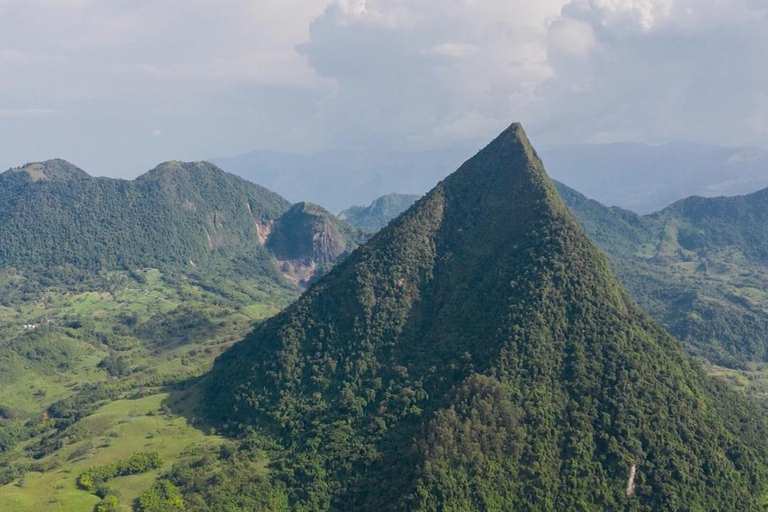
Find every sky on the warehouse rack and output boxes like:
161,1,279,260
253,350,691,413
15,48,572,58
1,0,767,177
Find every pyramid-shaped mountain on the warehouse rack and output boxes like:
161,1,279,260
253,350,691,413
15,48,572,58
203,124,768,511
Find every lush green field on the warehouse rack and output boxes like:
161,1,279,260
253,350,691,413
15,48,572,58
0,266,295,510
0,392,223,512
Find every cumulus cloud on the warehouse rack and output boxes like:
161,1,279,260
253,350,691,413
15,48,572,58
539,0,768,146
299,0,768,150
301,0,568,147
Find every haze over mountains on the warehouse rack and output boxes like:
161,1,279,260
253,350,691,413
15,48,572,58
339,193,421,232
202,124,768,511
214,142,768,215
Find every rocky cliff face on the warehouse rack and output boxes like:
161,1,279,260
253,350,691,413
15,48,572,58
267,202,365,285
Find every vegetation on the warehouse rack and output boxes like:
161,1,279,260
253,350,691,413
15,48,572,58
556,181,768,368
0,160,290,273
137,442,288,511
78,452,164,491
339,193,421,232
0,391,224,511
201,124,768,510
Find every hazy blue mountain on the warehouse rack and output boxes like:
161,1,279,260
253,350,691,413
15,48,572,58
211,147,471,213
214,142,768,215
339,193,421,232
544,142,768,214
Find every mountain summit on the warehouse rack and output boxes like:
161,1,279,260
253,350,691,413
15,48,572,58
203,123,768,511
1,159,90,183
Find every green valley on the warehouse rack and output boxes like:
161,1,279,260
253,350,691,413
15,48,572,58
0,158,365,511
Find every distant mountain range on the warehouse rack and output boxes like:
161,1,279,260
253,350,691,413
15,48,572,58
339,193,421,232
211,147,471,213
202,124,768,511
213,142,768,215
545,142,768,214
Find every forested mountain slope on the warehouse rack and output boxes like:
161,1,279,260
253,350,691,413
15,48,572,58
0,159,365,510
0,160,290,273
557,182,768,368
202,124,768,511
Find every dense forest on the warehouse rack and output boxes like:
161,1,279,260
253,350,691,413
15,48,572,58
200,124,768,511
556,182,768,368
0,160,290,274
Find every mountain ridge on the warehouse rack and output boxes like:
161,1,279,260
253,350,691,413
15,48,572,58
556,180,768,367
1,159,91,183
201,123,768,511
339,193,421,232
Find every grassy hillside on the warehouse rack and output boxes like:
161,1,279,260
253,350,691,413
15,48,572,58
0,160,311,510
0,266,296,511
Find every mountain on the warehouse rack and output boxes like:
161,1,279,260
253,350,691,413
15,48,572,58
339,193,421,232
557,181,768,368
0,159,366,508
544,142,768,214
2,159,90,183
212,142,768,216
0,159,366,287
212,147,470,213
267,201,366,286
201,124,768,511
0,160,291,275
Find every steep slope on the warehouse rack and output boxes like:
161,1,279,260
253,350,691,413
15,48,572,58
0,160,290,274
267,202,366,286
557,181,768,367
203,124,768,511
339,193,421,232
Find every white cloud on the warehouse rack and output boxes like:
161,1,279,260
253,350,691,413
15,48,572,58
1,0,767,176
564,0,674,32
548,19,597,57
427,43,478,58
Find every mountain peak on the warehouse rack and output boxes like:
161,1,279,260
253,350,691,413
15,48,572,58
203,122,768,510
2,159,90,182
137,160,224,182
450,122,547,191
